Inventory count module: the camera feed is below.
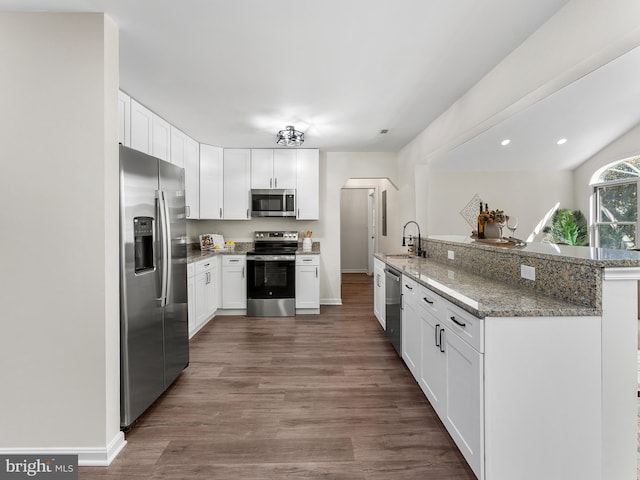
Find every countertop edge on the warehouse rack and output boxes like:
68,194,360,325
375,253,599,319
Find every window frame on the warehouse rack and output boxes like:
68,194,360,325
592,176,639,249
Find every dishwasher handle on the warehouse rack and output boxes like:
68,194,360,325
384,268,401,282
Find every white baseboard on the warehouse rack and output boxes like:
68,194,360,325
321,298,342,305
0,431,127,467
341,269,368,273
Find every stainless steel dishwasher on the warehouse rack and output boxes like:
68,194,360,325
384,266,402,356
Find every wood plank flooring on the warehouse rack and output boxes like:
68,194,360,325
80,273,475,479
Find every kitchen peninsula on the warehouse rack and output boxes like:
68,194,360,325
374,235,640,480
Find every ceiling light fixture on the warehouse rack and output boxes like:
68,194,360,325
276,125,304,147
557,138,567,145
501,139,511,146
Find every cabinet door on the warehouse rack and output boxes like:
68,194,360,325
296,149,319,220
183,136,199,219
204,268,217,318
222,256,246,308
419,309,446,415
223,149,251,220
130,99,153,154
373,260,386,329
187,273,196,338
402,294,421,380
170,127,186,168
152,114,171,161
250,149,273,189
444,329,484,478
273,149,297,189
118,90,131,147
200,144,223,219
295,259,320,309
194,272,210,330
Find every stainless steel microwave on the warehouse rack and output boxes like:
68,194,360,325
251,189,296,217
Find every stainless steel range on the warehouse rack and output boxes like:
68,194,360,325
246,231,298,316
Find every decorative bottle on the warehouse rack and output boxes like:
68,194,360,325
477,202,485,239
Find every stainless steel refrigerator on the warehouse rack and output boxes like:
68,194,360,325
119,145,189,430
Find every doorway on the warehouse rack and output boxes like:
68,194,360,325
340,188,376,275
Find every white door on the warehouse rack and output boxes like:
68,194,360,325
367,189,376,275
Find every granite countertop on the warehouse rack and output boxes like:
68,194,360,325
428,235,640,267
375,253,598,319
187,242,320,264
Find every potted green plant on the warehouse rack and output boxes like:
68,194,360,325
543,209,589,246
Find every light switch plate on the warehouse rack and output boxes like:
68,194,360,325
521,265,536,281
448,250,455,260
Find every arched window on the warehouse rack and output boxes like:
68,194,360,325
592,156,639,249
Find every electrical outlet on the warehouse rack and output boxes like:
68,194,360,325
448,270,455,280
521,265,536,281
448,250,455,260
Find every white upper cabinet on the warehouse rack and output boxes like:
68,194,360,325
130,99,153,154
171,127,199,218
152,114,171,161
223,149,251,220
296,149,320,220
272,149,297,189
170,127,186,168
250,149,273,189
200,144,224,220
251,149,297,189
118,90,131,147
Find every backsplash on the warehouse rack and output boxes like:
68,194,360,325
425,238,601,309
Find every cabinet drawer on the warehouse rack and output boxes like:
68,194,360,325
296,254,319,266
187,262,195,277
195,258,217,275
443,302,483,353
222,255,245,267
402,275,418,296
418,284,440,316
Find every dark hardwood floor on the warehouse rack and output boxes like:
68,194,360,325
80,273,475,479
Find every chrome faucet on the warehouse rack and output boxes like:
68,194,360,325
402,221,423,257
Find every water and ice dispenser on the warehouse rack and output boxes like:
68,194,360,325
133,216,154,274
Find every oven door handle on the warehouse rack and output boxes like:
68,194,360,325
247,255,296,261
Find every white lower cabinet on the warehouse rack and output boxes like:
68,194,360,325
187,263,196,336
373,258,386,329
221,255,246,310
295,254,320,313
401,275,420,379
399,273,484,479
419,308,446,415
443,322,483,477
190,257,219,338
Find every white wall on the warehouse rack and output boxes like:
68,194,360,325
426,170,574,240
188,151,398,304
340,189,369,272
0,13,122,463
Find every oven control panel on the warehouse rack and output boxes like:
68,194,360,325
254,231,299,241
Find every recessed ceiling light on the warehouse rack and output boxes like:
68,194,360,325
500,139,510,146
557,138,567,145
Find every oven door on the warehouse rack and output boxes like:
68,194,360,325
246,255,296,316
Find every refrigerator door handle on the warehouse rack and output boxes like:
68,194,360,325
158,190,171,306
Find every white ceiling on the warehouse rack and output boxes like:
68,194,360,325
0,0,571,151
430,44,640,172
